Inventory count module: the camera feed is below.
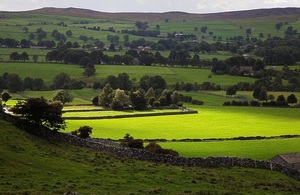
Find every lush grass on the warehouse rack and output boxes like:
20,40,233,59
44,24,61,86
5,89,300,160
2,119,300,194
65,104,300,140
0,63,256,86
160,138,300,160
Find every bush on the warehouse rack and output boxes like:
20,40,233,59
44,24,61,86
71,130,78,135
77,126,92,139
250,100,261,107
223,101,231,106
120,133,144,149
145,142,179,156
191,99,204,105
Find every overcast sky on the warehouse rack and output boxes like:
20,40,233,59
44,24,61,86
1,0,300,13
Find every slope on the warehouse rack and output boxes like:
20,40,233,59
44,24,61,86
1,119,300,194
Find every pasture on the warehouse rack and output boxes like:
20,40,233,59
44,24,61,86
62,92,300,160
2,119,300,194
0,63,256,86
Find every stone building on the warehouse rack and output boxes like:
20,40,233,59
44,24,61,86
269,152,300,171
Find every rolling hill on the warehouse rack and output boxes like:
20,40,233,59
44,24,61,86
21,7,300,21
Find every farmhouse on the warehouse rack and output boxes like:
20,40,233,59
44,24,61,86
269,152,300,171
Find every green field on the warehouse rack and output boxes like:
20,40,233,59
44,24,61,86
160,138,300,160
5,88,300,160
0,63,256,86
2,119,300,194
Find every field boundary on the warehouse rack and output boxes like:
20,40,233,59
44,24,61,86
63,110,198,120
141,134,300,143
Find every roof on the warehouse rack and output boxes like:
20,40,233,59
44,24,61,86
277,153,300,164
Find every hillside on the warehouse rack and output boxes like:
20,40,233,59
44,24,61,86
6,7,300,21
1,118,300,194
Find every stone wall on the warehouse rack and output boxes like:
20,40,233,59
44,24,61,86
1,112,299,181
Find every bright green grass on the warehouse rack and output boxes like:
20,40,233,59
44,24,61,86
2,119,300,194
160,138,300,160
65,105,300,140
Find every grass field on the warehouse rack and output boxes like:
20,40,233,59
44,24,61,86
4,87,300,160
0,63,256,86
160,138,300,160
2,119,300,194
65,105,300,141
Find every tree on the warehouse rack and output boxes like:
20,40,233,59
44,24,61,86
52,72,71,89
117,73,132,90
32,54,39,62
226,86,237,96
21,52,29,62
277,95,286,103
53,90,73,105
121,133,144,149
99,83,114,107
1,92,12,105
11,97,66,131
253,87,261,100
200,26,208,33
130,90,147,110
10,52,20,62
258,87,268,102
287,94,298,105
84,63,96,77
111,89,129,110
66,30,73,36
7,73,23,93
73,126,92,139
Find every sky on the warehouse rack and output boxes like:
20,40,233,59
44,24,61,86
0,0,300,13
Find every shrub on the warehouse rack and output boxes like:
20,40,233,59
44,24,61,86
71,130,78,135
223,101,231,106
120,133,144,149
145,142,179,156
250,100,261,107
77,126,92,139
191,99,204,105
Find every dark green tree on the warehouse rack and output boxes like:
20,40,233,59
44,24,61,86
226,86,237,96
52,73,71,89
99,83,114,107
11,97,66,131
32,54,39,62
130,90,147,110
53,90,73,105
287,94,298,105
1,92,12,105
7,73,23,93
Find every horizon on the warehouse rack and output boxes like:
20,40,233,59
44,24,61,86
1,0,300,14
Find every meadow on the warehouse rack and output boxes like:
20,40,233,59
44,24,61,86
2,119,300,194
0,63,256,86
